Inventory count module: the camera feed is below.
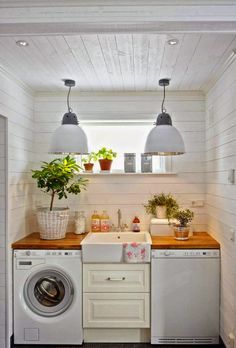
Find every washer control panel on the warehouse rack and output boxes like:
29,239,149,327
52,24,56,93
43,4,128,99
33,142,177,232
14,249,81,258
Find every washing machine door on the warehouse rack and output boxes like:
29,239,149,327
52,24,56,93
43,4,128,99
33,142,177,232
24,268,74,317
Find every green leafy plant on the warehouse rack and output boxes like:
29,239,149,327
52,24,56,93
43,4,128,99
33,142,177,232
96,147,117,160
82,152,98,164
32,155,88,211
144,193,179,220
173,209,194,227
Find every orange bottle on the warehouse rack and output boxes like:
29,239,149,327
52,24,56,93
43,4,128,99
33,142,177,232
91,210,100,232
100,210,110,232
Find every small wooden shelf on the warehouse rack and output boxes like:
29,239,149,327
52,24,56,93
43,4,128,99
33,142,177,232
78,172,177,176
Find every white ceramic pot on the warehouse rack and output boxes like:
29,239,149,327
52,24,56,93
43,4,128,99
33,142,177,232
156,206,167,219
36,207,69,240
173,225,190,241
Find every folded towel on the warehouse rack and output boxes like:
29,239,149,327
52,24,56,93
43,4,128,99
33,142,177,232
123,242,150,263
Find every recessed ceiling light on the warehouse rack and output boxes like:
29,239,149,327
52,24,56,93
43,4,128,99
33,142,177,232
167,38,179,46
16,40,29,47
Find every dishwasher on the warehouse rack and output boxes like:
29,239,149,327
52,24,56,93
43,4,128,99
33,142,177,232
151,249,220,345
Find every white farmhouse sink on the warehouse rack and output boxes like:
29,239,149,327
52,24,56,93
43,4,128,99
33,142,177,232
81,232,152,263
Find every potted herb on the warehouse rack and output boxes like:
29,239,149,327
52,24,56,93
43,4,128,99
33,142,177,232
96,147,117,171
144,193,179,220
32,155,88,240
82,152,98,172
172,208,194,240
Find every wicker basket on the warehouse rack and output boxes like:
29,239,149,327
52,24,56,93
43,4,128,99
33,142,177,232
37,208,69,240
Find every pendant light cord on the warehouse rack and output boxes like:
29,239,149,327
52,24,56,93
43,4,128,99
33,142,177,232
67,86,72,112
161,84,166,113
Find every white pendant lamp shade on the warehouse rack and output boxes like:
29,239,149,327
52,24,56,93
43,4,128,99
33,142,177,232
49,124,88,154
145,124,185,155
49,79,88,154
144,78,185,156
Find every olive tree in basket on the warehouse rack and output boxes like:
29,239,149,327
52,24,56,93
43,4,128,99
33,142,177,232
32,155,88,240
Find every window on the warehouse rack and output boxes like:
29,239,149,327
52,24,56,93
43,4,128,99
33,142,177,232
81,123,170,173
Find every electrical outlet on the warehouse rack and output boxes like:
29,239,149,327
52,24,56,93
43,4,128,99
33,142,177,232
228,333,235,348
191,200,205,207
228,169,235,184
230,229,235,243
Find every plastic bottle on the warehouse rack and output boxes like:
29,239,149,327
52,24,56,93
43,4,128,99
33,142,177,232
91,210,101,232
100,210,110,232
75,211,86,234
132,216,140,232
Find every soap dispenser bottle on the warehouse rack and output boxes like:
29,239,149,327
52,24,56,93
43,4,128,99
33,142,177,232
132,216,140,232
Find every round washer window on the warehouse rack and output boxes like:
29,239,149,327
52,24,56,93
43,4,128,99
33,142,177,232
24,268,74,317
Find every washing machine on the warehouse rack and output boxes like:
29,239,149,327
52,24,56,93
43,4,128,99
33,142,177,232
13,249,83,345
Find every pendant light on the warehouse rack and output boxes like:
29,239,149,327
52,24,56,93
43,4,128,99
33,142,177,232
144,79,185,156
49,79,88,154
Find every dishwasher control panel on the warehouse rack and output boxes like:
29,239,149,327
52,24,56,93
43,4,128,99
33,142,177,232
152,249,220,258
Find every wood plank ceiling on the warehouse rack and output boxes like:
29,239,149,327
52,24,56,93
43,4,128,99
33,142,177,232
0,33,235,92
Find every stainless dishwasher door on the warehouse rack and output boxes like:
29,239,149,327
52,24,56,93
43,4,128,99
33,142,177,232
151,249,220,345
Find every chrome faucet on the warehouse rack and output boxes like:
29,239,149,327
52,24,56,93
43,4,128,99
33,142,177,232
117,209,122,232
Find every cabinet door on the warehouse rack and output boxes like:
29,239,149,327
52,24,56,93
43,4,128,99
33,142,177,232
83,264,150,293
83,292,150,328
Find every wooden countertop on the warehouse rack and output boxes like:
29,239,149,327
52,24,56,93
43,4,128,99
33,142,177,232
11,232,87,250
12,231,219,250
151,232,220,249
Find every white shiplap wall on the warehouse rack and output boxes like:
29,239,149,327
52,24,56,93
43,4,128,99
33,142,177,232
206,60,236,347
0,70,34,348
0,116,6,348
34,91,206,232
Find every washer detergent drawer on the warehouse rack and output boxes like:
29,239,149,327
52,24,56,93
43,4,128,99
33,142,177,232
83,292,150,328
83,264,150,293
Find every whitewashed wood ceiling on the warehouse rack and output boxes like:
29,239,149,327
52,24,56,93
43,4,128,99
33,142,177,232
0,33,235,92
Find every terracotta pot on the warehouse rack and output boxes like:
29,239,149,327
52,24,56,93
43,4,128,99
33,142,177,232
156,206,167,219
173,225,190,241
99,159,113,171
84,163,94,172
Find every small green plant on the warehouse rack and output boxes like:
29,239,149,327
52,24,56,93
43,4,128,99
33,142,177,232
96,147,117,160
173,209,194,227
82,152,98,164
32,155,88,211
144,193,179,220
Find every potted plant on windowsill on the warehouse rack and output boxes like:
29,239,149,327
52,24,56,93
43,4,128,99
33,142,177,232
172,208,194,240
144,193,179,220
82,152,98,172
96,147,117,171
32,155,88,240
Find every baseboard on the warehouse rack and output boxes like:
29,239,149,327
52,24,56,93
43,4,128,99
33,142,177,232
84,328,150,343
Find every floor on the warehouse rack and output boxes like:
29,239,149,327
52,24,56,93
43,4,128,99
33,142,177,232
12,343,226,348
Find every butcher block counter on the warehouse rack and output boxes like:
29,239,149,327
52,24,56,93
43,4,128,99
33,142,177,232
12,231,219,250
151,232,220,249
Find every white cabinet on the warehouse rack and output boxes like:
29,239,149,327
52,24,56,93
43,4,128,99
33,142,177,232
83,264,150,292
83,292,149,328
83,263,150,329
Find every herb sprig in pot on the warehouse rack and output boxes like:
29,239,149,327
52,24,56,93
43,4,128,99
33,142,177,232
96,147,117,171
172,208,194,240
82,152,98,172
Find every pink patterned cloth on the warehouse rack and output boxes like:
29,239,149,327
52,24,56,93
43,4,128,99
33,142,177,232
123,242,150,263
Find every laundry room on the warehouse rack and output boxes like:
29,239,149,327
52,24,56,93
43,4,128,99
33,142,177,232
0,2,236,348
